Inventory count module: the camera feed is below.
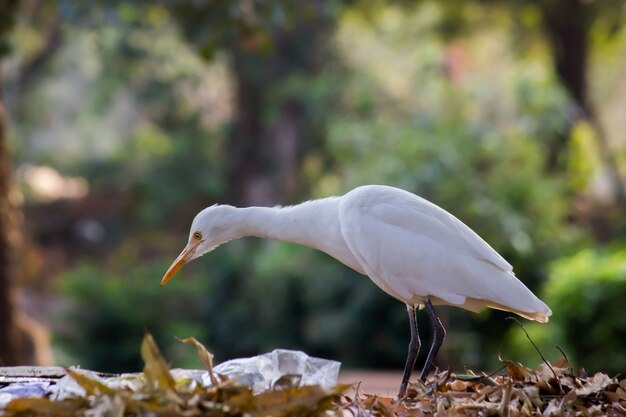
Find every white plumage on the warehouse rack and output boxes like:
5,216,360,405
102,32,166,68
338,186,550,321
162,184,551,396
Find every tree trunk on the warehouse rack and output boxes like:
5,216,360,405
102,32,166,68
0,0,53,366
0,69,25,365
541,0,589,172
0,0,19,366
169,2,334,206
225,8,331,206
541,0,626,205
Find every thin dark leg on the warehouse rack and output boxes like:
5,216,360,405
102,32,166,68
419,298,446,380
398,304,420,397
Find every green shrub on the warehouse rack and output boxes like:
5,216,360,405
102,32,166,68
505,243,626,375
545,243,626,375
54,238,235,372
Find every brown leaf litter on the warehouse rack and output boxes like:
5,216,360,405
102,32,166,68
2,334,346,417
2,335,625,416
347,356,626,416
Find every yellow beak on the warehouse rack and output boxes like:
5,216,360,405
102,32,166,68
161,243,197,286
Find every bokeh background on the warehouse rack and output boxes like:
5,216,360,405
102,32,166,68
0,0,625,377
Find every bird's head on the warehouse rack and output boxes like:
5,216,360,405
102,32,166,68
161,204,237,286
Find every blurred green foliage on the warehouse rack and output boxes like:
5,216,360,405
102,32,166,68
505,244,626,376
546,244,626,375
56,242,209,371
10,4,227,223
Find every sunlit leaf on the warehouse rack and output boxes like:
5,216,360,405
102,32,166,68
243,384,347,417
66,368,114,396
4,397,86,415
498,354,529,380
140,333,176,393
180,336,219,385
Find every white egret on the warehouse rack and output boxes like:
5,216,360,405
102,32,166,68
162,185,551,396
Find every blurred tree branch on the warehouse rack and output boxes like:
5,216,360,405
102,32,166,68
0,0,22,366
168,0,339,206
17,16,63,93
539,0,626,207
413,0,626,207
0,0,53,366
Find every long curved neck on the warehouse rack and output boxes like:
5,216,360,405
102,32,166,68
231,197,364,273
236,198,340,248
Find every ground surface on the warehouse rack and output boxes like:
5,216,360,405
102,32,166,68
339,370,403,396
1,337,625,416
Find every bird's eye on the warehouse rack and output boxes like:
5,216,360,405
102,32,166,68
193,232,202,240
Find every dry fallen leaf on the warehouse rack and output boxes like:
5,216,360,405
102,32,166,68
66,368,114,396
3,337,625,417
4,397,86,415
498,354,528,380
140,333,177,394
180,336,219,385
576,372,614,396
449,379,470,391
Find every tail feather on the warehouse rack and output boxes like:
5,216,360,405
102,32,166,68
462,296,552,323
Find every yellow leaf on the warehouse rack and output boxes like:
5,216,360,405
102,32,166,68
4,397,85,415
244,385,347,417
66,368,114,396
180,337,218,385
140,333,176,393
498,354,528,380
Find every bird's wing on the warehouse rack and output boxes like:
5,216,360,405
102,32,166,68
374,195,513,273
337,186,547,317
342,185,511,271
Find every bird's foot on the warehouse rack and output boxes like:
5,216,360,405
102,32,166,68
395,369,451,403
393,381,424,404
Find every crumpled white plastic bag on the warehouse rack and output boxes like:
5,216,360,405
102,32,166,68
0,349,341,409
0,382,49,408
210,349,341,393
